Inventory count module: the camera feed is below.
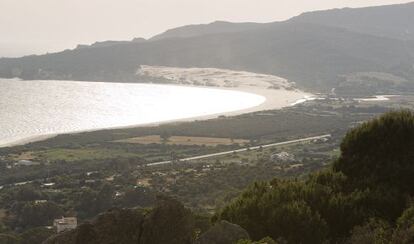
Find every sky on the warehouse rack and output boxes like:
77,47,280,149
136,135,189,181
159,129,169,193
0,0,411,57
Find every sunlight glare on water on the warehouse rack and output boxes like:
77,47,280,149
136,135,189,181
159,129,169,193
0,79,265,146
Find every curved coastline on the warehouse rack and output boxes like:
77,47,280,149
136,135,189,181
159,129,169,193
0,81,311,148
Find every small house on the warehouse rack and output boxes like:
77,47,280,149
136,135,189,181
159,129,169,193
54,217,77,233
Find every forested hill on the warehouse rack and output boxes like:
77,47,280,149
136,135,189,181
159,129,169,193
1,2,414,93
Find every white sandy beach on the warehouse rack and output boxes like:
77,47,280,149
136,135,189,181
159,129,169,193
137,65,313,115
1,67,313,147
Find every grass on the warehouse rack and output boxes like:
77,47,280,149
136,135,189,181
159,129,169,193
115,135,248,146
10,151,36,161
34,148,138,162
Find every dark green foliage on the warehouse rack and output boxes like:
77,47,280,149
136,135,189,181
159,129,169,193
19,201,63,228
397,205,414,229
120,187,156,208
218,110,414,243
19,227,55,244
75,184,114,218
334,110,414,192
13,185,43,202
237,237,281,244
347,218,392,244
0,233,21,244
140,196,195,244
45,197,196,244
392,225,414,244
85,208,144,244
391,206,414,243
196,220,249,244
193,214,212,235
333,110,414,222
75,223,98,244
45,209,145,244
218,181,328,243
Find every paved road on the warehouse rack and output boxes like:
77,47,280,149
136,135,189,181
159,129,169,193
146,134,331,167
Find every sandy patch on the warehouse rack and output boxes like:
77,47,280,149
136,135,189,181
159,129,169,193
137,65,313,114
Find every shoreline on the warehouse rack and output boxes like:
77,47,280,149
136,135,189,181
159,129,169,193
0,83,312,148
0,67,314,148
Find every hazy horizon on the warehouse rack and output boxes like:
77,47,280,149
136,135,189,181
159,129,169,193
1,0,411,58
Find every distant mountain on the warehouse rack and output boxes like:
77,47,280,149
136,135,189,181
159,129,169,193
151,2,414,42
76,38,146,49
1,2,414,94
291,1,414,40
150,21,264,41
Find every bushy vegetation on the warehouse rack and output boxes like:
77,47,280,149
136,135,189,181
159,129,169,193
45,197,198,244
216,110,414,243
1,109,413,243
44,109,414,244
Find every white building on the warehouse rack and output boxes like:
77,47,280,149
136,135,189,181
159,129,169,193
53,217,77,233
270,152,295,163
14,160,40,167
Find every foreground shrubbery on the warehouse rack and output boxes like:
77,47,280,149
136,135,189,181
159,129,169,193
216,110,414,243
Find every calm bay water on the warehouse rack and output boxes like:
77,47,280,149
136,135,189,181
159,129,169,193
0,79,265,146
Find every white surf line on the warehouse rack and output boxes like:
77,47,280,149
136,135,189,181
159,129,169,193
146,134,332,167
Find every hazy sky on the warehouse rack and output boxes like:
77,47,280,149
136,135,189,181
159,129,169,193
0,0,411,57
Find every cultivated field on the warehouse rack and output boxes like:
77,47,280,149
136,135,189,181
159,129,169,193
116,135,248,146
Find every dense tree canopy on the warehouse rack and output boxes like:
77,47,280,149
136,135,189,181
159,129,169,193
334,110,414,192
217,110,414,243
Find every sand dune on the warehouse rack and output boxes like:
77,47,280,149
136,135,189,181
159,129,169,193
137,65,313,113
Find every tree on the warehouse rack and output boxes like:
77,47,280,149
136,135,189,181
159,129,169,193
334,110,414,192
19,202,63,228
347,218,392,244
140,196,196,244
0,233,21,244
237,237,282,244
217,181,328,243
20,227,54,244
197,220,249,244
217,111,414,242
76,189,98,218
121,187,156,208
392,206,414,243
14,185,43,202
160,132,171,144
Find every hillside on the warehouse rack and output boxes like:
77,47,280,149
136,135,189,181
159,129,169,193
291,1,414,40
75,38,146,49
150,21,264,41
0,3,414,93
1,22,413,93
37,110,414,244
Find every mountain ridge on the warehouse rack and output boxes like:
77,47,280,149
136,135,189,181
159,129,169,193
1,2,414,94
150,20,266,41
290,1,414,40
